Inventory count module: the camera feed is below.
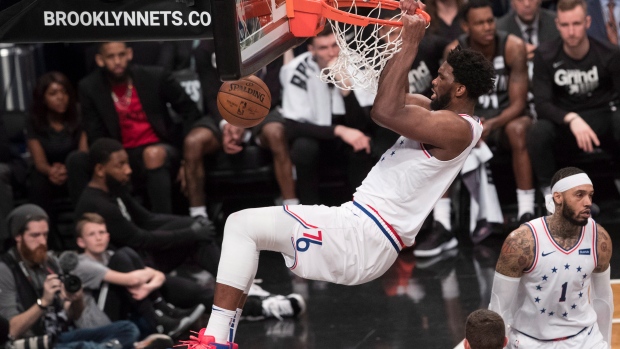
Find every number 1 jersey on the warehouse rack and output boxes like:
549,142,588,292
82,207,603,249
512,217,599,340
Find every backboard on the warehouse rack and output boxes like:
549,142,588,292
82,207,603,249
212,0,307,80
0,0,308,80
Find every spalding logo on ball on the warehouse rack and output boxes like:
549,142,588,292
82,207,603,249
217,75,271,128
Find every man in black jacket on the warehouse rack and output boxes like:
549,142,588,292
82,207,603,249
527,0,620,197
73,138,219,275
76,42,220,215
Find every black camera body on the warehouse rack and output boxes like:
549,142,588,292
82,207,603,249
58,273,82,294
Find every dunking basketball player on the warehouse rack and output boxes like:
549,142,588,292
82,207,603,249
489,167,613,348
184,0,495,347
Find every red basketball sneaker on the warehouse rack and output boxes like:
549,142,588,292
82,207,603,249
178,328,238,349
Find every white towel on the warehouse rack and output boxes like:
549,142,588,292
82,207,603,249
461,142,504,233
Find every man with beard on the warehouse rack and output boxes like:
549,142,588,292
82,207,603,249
183,1,496,347
73,138,307,324
489,167,613,348
73,138,219,276
0,204,140,349
75,41,217,217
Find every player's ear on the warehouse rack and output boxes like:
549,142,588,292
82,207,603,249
585,15,591,30
553,191,563,207
454,83,466,98
463,339,471,349
503,336,508,347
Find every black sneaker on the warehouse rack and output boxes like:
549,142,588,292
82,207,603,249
471,220,493,245
154,299,205,319
155,305,205,339
413,222,458,258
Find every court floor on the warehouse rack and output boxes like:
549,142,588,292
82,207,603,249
225,206,620,349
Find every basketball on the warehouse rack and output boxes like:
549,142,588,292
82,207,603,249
217,75,272,128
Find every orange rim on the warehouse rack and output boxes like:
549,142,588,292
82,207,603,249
239,0,431,26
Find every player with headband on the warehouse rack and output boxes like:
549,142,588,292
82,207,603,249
181,0,496,346
489,166,613,348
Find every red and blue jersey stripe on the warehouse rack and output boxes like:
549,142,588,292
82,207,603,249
353,201,405,253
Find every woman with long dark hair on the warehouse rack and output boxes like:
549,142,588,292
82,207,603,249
425,0,465,41
27,71,87,246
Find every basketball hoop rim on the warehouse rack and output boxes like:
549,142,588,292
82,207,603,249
285,0,431,31
321,0,430,27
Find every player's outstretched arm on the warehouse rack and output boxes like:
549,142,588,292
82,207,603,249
373,3,426,119
592,224,613,345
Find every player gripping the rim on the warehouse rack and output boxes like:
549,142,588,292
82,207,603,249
182,0,495,347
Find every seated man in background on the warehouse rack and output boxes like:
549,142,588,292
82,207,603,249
179,41,300,219
497,0,560,117
497,0,560,60
528,0,620,197
0,204,140,349
77,41,208,215
73,139,305,321
73,138,219,276
279,24,376,204
73,213,206,339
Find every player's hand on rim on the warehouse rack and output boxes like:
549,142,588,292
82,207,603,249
399,0,425,16
399,1,428,42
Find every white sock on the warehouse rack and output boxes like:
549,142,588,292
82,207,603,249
205,305,236,344
516,189,535,218
433,198,452,231
190,206,208,218
541,186,551,198
229,308,243,342
282,198,300,206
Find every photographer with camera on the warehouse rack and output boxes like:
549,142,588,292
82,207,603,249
0,204,140,349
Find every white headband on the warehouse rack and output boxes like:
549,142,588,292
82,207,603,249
545,173,592,213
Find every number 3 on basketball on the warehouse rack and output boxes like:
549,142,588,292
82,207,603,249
296,231,323,252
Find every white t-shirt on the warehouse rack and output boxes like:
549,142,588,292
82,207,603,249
279,51,346,125
74,252,113,290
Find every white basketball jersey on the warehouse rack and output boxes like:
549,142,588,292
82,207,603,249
353,114,482,246
511,217,599,340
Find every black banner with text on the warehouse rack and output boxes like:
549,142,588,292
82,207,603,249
0,0,213,42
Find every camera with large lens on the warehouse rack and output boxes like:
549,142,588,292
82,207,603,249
57,251,82,294
58,273,82,294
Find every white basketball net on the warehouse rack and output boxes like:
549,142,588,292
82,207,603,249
320,1,403,93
